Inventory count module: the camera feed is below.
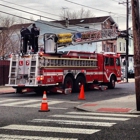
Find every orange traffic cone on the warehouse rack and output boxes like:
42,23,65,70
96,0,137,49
78,84,85,100
39,91,50,112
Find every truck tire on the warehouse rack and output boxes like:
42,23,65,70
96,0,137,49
108,75,115,89
15,88,22,93
63,76,74,92
35,88,44,95
74,76,86,92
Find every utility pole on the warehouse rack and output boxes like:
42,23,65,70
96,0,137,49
62,7,68,19
119,1,129,82
125,0,129,82
131,0,140,111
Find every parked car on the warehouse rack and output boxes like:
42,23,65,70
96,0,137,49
121,68,125,80
128,69,134,78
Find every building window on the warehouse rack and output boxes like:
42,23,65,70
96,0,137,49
123,43,125,51
103,44,105,51
129,57,132,62
119,42,121,51
107,47,109,52
114,45,116,52
129,38,131,47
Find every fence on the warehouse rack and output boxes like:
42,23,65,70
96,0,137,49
0,60,10,85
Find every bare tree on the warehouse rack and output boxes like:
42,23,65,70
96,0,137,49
60,8,94,20
0,15,18,59
0,15,28,60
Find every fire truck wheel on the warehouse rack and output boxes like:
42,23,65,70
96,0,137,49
35,88,44,95
63,76,74,91
15,88,22,93
74,76,85,92
108,76,115,89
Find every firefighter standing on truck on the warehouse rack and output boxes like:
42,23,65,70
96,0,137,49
20,26,31,54
31,23,40,53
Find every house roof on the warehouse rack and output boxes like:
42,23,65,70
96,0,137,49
52,16,117,26
9,23,32,30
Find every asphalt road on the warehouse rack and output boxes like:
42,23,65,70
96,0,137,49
0,80,140,140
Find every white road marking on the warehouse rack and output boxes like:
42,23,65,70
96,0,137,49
51,115,130,121
30,119,116,127
0,98,68,109
49,107,67,110
22,104,67,110
67,112,139,117
1,124,100,134
64,101,80,104
47,100,64,105
23,103,40,107
1,100,40,106
0,134,77,140
0,99,20,103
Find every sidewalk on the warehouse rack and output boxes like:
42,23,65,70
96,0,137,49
0,86,15,94
76,79,140,114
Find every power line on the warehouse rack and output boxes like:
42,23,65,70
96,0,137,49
111,0,126,6
0,1,99,30
64,0,126,17
0,10,78,32
0,2,108,31
0,0,62,18
0,3,58,21
111,0,124,3
0,0,126,32
0,0,127,19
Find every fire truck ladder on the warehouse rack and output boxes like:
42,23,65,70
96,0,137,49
8,55,19,85
28,54,39,85
40,57,97,68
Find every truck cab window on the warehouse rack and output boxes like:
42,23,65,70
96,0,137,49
105,57,110,66
116,58,120,66
110,58,114,66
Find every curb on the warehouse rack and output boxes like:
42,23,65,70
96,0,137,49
0,88,15,94
75,106,140,115
0,91,15,95
74,106,91,112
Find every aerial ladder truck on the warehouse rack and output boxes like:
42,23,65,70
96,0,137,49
6,28,122,94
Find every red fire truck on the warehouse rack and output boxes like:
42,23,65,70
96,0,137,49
6,29,121,94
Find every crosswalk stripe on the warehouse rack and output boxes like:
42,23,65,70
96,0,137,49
30,119,116,127
0,98,68,109
23,103,40,107
67,112,139,117
1,124,100,134
0,98,79,108
49,107,67,110
47,100,64,105
20,104,67,109
1,100,40,106
0,134,77,140
21,101,64,108
0,99,20,103
63,101,80,104
51,115,130,121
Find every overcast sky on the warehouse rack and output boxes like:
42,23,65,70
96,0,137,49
0,0,132,30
